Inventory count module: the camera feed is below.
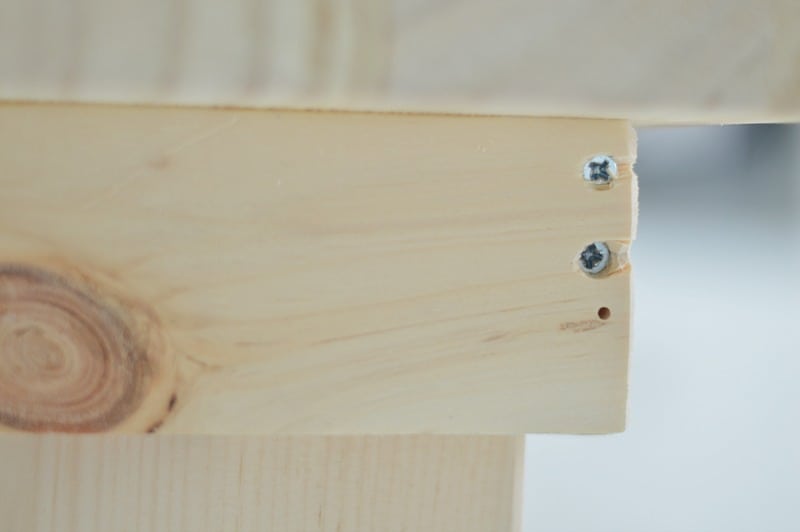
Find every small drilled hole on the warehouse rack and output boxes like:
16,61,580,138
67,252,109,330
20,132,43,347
597,307,611,320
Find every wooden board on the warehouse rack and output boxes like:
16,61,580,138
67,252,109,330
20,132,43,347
0,434,524,532
0,103,635,434
0,0,798,124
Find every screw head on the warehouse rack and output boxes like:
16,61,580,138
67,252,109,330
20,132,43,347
583,155,617,185
579,242,610,275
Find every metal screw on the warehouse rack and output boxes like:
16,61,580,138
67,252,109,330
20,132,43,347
583,155,617,185
579,242,610,275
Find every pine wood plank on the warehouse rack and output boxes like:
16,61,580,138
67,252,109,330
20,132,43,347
0,103,635,434
0,0,797,123
0,434,524,532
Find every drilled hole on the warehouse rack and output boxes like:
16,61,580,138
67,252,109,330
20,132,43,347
597,307,611,320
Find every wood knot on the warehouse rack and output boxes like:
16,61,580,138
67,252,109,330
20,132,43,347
0,264,173,433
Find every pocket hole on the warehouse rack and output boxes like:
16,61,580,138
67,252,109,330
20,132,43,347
597,307,611,320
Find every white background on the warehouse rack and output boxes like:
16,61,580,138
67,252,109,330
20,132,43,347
525,125,800,531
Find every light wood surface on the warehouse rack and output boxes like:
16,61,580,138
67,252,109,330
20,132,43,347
0,103,635,434
0,0,797,123
0,434,524,532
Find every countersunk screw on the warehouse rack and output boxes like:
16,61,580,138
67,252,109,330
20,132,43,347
579,242,610,275
583,155,617,185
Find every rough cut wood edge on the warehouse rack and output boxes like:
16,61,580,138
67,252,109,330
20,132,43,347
0,0,797,124
0,103,635,435
0,434,525,532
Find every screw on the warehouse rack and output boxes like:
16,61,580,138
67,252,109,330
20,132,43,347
579,242,610,275
583,155,617,185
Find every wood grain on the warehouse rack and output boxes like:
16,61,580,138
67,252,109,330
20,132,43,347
0,0,797,123
0,265,171,432
0,103,635,434
0,434,524,532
